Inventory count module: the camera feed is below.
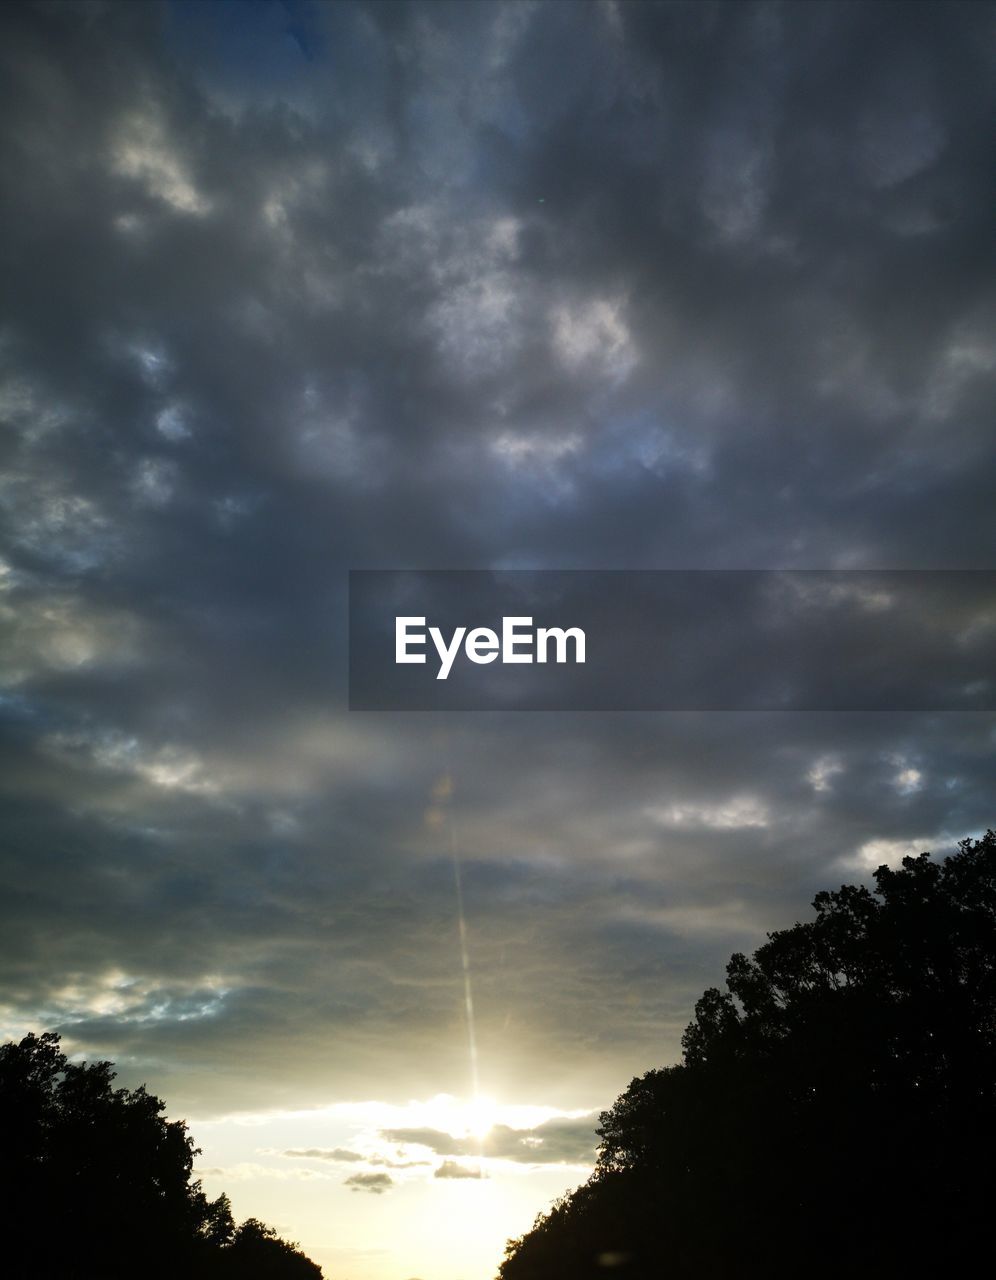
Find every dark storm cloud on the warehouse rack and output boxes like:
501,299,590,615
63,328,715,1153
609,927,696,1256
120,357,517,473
0,0,993,1117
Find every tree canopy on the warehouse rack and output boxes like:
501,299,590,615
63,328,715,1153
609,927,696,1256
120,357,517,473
0,1031,322,1279
500,831,996,1280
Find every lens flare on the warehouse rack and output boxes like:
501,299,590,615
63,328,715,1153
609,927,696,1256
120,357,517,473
435,769,489,1172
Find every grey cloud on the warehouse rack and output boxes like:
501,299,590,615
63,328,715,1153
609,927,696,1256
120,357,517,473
1,702,991,1112
434,1161,483,1180
384,1114,599,1166
382,1129,465,1157
283,1149,429,1170
0,0,992,1124
344,1172,394,1195
283,1148,365,1164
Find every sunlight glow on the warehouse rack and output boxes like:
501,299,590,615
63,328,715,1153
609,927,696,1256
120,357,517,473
463,1094,498,1140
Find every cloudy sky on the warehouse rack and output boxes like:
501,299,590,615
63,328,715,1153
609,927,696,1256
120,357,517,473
1,1,994,1276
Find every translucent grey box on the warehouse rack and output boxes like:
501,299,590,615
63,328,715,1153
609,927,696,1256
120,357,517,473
348,570,996,711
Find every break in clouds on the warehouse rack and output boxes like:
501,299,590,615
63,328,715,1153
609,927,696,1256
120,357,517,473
0,0,993,1122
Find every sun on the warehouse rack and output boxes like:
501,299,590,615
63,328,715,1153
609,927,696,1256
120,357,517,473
463,1094,498,1140
406,1091,500,1144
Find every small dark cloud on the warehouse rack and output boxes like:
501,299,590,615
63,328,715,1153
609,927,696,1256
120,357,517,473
383,1114,599,1165
434,1160,483,1180
383,1128,466,1157
283,1147,364,1163
282,1148,428,1169
344,1172,393,1195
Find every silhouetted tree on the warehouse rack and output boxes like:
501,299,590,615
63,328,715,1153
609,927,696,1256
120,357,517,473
220,1218,323,1279
0,1032,322,1279
500,831,996,1280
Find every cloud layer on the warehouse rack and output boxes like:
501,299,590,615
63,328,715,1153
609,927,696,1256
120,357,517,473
0,0,992,1135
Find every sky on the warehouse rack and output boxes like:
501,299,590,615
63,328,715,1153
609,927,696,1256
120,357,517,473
0,1,994,1277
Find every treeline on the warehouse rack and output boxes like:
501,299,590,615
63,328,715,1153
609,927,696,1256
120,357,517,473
0,1031,322,1279
500,831,996,1279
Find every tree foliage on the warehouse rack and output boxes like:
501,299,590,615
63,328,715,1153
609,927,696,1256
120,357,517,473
0,1031,322,1279
221,1219,325,1279
500,831,996,1279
